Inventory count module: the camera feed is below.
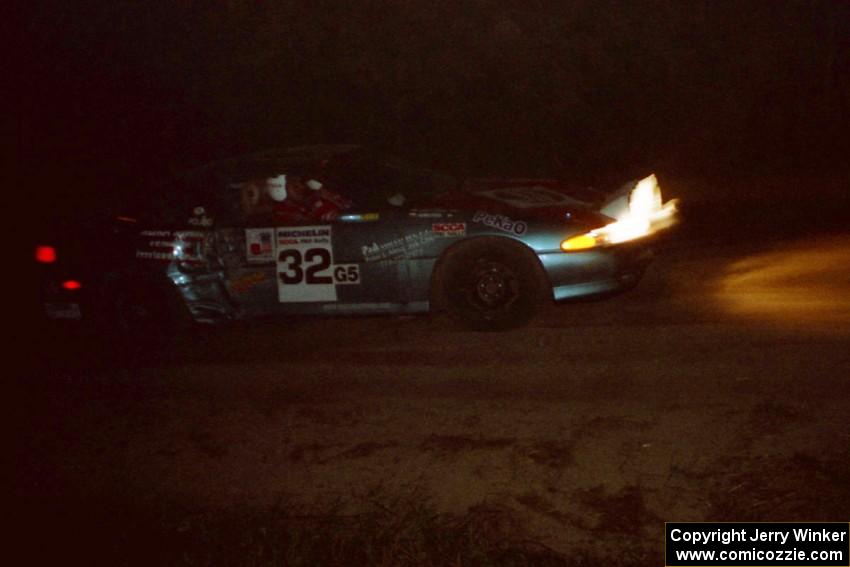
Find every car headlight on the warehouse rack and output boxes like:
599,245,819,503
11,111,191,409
561,174,677,252
561,233,603,251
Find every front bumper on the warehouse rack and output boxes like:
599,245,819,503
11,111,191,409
538,240,654,301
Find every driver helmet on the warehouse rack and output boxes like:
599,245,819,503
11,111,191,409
267,174,287,201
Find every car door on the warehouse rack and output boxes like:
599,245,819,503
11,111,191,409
214,182,408,318
271,207,407,316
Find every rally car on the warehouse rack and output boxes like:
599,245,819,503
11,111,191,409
36,145,676,333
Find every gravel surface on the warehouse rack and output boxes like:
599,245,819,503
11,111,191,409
18,231,850,562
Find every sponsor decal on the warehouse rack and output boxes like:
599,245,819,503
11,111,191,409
361,229,437,263
432,222,466,237
175,230,206,241
278,227,332,240
472,211,528,235
136,230,205,263
188,205,214,227
409,208,458,218
245,228,274,263
275,225,360,303
477,186,584,208
136,250,175,261
188,216,213,226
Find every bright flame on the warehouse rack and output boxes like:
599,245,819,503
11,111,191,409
560,174,678,251
594,174,677,245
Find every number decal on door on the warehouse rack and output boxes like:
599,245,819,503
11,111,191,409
304,248,333,284
277,248,332,285
333,264,360,284
275,226,360,303
278,249,303,284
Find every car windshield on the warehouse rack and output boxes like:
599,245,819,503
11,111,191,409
322,148,458,208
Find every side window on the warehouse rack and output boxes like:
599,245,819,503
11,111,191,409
231,179,275,225
203,176,278,227
216,165,359,227
256,174,356,226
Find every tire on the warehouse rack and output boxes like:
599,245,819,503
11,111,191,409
434,237,548,331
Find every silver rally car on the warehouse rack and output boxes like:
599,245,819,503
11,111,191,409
38,145,676,332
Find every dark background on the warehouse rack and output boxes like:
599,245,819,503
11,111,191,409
16,4,850,563
18,0,850,214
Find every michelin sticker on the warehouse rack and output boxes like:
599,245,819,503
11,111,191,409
276,225,360,303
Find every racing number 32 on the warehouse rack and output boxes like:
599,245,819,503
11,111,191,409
278,248,331,284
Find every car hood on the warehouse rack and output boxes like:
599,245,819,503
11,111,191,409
429,178,613,228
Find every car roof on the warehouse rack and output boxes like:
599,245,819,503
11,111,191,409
182,144,363,183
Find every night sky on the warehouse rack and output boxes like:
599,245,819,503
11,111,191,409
19,1,850,214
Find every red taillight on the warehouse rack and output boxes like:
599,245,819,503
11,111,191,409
62,280,82,290
36,245,57,263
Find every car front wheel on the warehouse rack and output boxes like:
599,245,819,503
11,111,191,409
435,237,548,331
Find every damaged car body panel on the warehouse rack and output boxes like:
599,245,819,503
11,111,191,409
37,145,677,332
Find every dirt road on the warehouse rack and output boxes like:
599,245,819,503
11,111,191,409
18,233,850,562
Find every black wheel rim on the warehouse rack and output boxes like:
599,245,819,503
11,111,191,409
469,260,519,314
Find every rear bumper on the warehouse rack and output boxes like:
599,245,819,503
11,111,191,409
43,301,83,320
538,240,654,302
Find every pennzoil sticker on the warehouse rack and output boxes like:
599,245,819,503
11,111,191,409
472,211,527,235
276,225,360,303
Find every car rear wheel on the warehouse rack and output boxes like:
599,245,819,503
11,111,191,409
435,237,548,331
